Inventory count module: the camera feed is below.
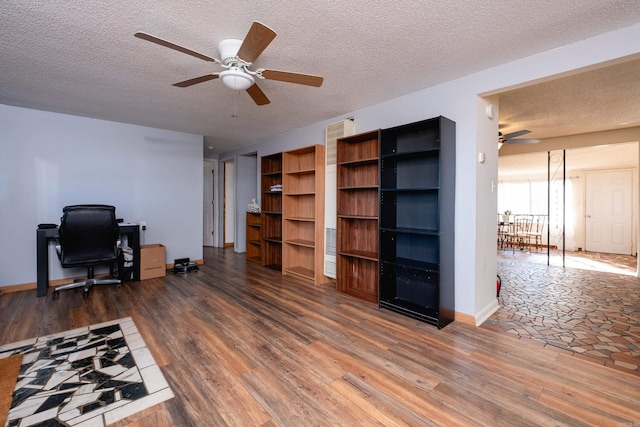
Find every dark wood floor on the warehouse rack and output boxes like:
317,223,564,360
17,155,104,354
2,247,640,426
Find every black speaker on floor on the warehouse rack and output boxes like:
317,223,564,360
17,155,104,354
173,258,198,273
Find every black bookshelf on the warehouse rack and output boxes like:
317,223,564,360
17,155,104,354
378,116,455,328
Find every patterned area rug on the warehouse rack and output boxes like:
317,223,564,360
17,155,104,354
0,317,173,426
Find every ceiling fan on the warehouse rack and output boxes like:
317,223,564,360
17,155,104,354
499,129,540,145
134,22,323,106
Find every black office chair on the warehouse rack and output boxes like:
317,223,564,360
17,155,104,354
53,205,122,298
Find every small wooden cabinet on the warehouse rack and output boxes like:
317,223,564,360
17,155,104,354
261,153,283,270
282,145,326,285
336,130,380,303
379,116,455,328
245,212,262,264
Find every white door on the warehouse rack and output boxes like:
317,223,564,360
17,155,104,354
585,170,632,254
203,161,214,247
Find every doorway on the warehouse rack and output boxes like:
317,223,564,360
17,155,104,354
203,161,215,247
224,160,235,248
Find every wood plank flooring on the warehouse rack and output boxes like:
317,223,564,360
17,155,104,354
1,247,640,426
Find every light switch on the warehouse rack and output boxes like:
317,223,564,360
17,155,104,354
478,152,486,163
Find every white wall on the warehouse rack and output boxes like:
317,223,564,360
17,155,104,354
218,23,640,323
0,104,204,288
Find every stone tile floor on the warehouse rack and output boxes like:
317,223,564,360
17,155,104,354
483,249,640,376
0,317,173,426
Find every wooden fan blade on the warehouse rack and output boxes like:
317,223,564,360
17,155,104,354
502,129,531,140
261,69,323,87
246,84,270,105
135,32,217,62
236,22,276,63
173,74,219,87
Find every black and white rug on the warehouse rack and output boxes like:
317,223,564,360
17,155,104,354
0,317,173,426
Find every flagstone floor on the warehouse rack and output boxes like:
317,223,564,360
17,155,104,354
0,317,173,426
483,249,640,376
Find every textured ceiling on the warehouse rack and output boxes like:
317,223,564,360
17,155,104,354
1,0,640,155
498,58,640,141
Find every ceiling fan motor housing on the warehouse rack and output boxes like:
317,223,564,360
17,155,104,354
218,39,243,65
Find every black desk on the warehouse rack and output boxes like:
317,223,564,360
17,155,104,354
36,224,140,297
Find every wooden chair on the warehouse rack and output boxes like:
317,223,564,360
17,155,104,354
506,214,533,252
526,214,546,251
497,214,511,249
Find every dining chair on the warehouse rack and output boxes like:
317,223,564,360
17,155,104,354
526,214,546,251
507,214,533,253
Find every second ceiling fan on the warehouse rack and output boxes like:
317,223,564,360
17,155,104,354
135,21,323,106
499,129,540,145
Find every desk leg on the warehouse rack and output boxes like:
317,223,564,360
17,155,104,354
36,230,48,297
130,229,141,281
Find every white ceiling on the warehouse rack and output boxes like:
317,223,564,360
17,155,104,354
1,1,640,156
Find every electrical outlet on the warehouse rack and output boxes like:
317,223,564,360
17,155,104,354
140,221,147,230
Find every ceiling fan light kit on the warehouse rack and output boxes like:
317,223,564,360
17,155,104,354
220,67,255,90
134,22,323,105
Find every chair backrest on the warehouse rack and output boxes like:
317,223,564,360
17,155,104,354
530,214,547,233
513,214,533,234
58,205,119,267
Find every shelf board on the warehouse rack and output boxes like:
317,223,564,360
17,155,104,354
380,187,438,192
285,217,315,222
285,168,315,175
262,190,283,194
248,239,261,245
381,148,439,160
247,256,261,264
263,237,282,243
379,299,439,326
338,185,378,191
262,171,282,176
284,238,315,248
283,265,314,280
284,192,315,196
338,157,378,166
337,214,378,220
380,258,438,272
380,226,439,236
261,211,282,216
339,250,378,262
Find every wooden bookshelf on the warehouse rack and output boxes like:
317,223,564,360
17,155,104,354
261,153,283,270
282,145,326,285
336,130,380,303
245,212,261,264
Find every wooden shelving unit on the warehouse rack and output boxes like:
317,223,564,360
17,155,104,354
282,145,326,285
245,212,262,264
379,116,455,329
260,153,283,270
336,130,380,303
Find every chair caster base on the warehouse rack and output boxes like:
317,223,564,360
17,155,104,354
82,291,89,298
52,290,60,298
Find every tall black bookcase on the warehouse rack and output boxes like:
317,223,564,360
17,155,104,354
378,116,455,328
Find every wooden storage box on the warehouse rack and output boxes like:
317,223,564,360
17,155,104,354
140,244,166,280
